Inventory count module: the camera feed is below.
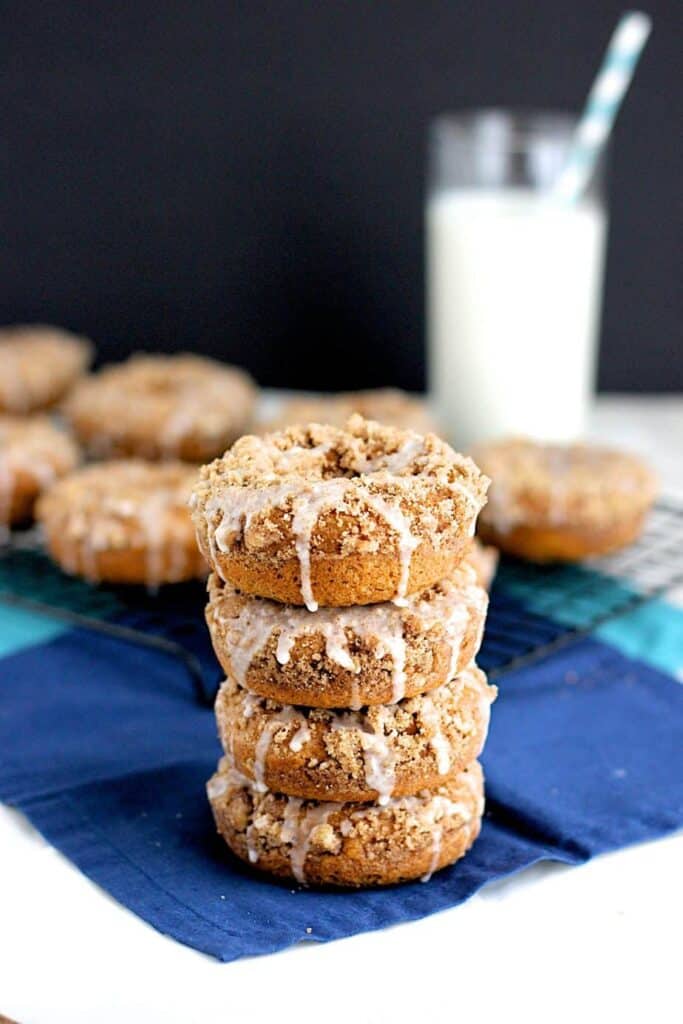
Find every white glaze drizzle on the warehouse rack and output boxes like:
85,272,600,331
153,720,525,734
289,720,311,753
290,480,350,611
249,702,312,792
212,564,485,705
71,483,189,588
136,492,168,590
285,801,341,884
363,491,419,606
422,824,443,883
212,757,476,883
201,432,484,609
417,797,472,882
419,697,451,776
331,707,396,805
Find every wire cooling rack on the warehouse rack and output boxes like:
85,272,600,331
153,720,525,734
2,498,683,706
482,498,683,680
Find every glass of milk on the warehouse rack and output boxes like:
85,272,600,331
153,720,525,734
427,110,607,449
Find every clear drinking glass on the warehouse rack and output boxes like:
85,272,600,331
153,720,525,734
426,110,607,450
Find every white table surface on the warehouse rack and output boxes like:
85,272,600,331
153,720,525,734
2,394,682,1024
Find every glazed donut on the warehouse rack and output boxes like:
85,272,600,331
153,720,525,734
205,562,487,707
0,415,80,530
191,415,489,609
37,459,206,586
215,664,495,804
258,388,441,436
476,437,657,563
63,353,256,462
466,537,499,591
208,756,484,887
0,325,93,413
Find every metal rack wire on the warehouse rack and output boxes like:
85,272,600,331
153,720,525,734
482,498,683,679
2,499,682,705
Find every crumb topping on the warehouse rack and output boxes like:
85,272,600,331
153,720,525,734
476,437,658,532
216,665,495,801
0,415,80,476
207,563,487,701
191,416,489,607
208,755,484,881
37,458,198,549
0,326,92,413
64,353,256,454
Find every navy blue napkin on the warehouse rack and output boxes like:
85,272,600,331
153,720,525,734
1,593,682,962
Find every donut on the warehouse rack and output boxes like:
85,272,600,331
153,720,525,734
475,438,658,563
36,459,206,586
467,537,499,591
215,664,495,804
0,415,80,530
0,325,93,413
258,388,441,436
205,562,488,707
191,415,489,609
208,756,484,887
63,353,256,461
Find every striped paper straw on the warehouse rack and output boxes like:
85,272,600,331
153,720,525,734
553,11,652,202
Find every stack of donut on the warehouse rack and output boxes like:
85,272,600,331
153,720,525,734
191,414,495,887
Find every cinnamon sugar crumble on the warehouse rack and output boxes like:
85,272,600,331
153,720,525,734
191,416,489,562
476,437,657,533
37,459,198,549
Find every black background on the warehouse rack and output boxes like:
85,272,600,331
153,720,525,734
0,1,680,391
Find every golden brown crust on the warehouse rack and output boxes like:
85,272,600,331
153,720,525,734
215,666,495,803
208,758,484,887
191,416,489,608
479,512,648,563
475,437,657,562
36,459,206,585
63,353,257,462
466,537,499,590
0,415,81,527
0,325,93,413
205,564,487,707
257,389,441,435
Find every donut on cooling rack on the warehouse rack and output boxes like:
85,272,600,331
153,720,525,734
257,388,441,436
475,438,658,563
0,325,93,413
214,664,495,804
191,415,489,609
0,415,80,530
207,756,484,887
205,561,488,707
36,459,207,586
466,537,499,591
63,353,257,461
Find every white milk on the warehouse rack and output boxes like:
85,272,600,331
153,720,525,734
427,188,607,449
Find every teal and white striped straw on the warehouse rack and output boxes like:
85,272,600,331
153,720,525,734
553,11,652,202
